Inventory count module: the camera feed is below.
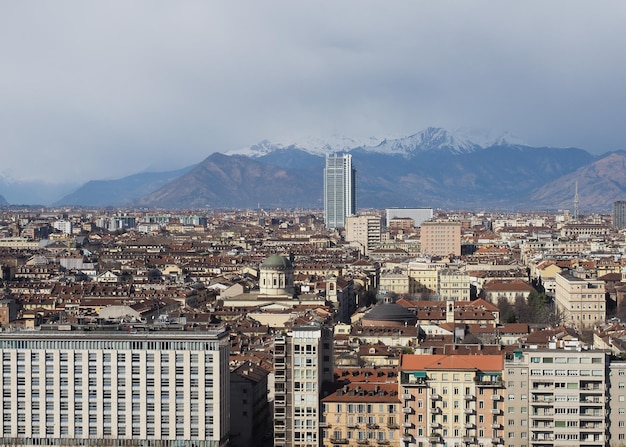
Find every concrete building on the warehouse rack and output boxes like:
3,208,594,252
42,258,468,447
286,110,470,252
554,272,606,331
274,324,334,447
324,154,356,229
420,222,462,257
345,214,382,255
608,360,626,447
504,346,609,447
0,327,230,446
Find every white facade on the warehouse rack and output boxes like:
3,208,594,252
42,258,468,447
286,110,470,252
385,208,433,228
0,328,230,446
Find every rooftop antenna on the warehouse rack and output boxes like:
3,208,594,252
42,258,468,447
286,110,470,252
574,181,579,221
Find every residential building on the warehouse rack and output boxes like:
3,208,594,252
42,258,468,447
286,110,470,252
0,327,230,446
321,382,401,446
420,222,462,257
324,154,356,229
345,214,382,255
554,272,606,331
438,269,471,301
609,361,626,447
399,354,506,447
504,346,609,447
230,361,271,447
274,324,334,447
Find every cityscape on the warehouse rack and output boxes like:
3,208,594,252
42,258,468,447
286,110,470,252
1,153,626,447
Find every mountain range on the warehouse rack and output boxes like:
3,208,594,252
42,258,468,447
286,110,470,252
2,127,626,211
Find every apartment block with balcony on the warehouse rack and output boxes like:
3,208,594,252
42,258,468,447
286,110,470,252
399,354,505,447
321,383,401,447
504,347,609,447
274,324,334,447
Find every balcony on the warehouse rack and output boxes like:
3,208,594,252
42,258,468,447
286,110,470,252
475,379,504,388
377,441,390,446
319,421,330,428
464,394,475,401
403,406,414,414
430,394,442,401
367,423,380,429
403,393,413,400
491,437,504,444
491,409,502,415
431,422,442,429
330,439,349,445
464,408,475,415
431,407,442,415
403,435,414,442
402,422,413,429
491,394,502,401
428,434,440,443
357,441,369,446
464,423,475,429
531,435,554,442
491,423,503,430
463,437,476,444
347,423,359,429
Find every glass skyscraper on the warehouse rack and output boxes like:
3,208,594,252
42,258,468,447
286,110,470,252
613,200,626,228
323,154,356,229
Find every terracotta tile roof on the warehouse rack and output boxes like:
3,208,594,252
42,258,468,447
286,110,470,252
401,354,504,372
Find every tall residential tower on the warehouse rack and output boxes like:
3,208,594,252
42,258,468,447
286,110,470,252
324,154,356,229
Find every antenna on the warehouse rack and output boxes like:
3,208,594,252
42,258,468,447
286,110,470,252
574,181,579,221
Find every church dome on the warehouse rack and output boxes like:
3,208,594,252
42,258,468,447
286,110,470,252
362,302,417,327
261,255,293,270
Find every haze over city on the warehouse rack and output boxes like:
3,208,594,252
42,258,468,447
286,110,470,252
2,1,626,184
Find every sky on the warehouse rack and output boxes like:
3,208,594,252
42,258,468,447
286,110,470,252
2,1,626,184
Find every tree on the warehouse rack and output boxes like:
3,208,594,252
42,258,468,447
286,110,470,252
497,296,516,323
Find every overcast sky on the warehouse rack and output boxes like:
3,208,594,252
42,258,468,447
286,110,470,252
2,1,626,183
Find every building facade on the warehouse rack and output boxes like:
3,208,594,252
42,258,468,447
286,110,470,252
399,354,506,447
274,324,334,447
0,327,230,446
612,201,626,229
554,272,606,331
345,214,383,255
420,222,462,257
324,154,356,229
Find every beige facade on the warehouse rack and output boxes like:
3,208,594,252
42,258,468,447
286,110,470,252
555,272,606,330
400,354,505,447
345,214,383,255
420,222,462,257
321,383,401,446
438,269,470,301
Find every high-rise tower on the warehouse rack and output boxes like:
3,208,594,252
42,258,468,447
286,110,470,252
323,154,356,229
613,200,626,228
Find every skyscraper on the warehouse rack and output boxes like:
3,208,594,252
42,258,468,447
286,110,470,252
613,200,626,228
324,154,356,229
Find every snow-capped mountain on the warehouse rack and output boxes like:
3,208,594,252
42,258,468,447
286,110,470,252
226,127,523,159
226,134,384,158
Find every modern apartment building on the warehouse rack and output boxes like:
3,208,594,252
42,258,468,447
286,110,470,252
0,327,230,446
274,324,334,447
420,222,462,257
554,272,606,331
503,346,609,447
345,214,383,255
324,154,356,229
399,354,506,447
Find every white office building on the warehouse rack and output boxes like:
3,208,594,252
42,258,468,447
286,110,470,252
0,327,230,446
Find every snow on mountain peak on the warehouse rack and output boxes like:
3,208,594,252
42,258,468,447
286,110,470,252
225,128,525,159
